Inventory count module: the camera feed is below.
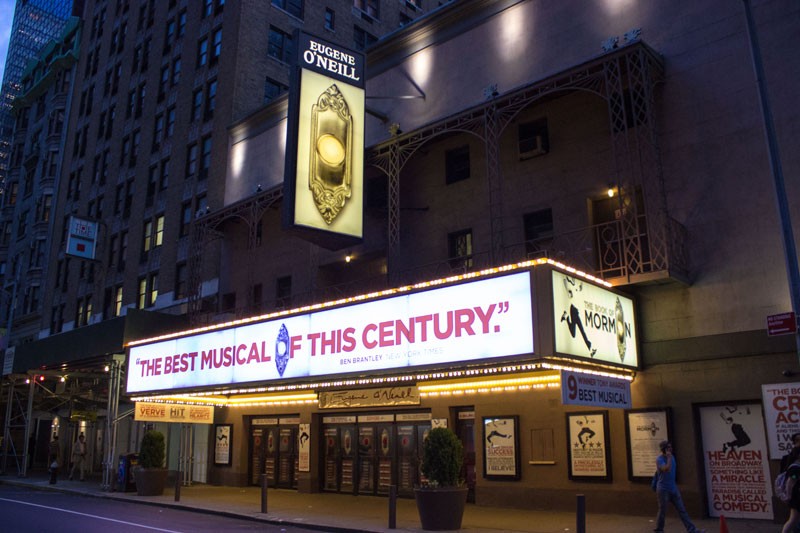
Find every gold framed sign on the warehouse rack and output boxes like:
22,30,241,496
283,31,365,250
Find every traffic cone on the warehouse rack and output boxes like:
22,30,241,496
719,514,729,533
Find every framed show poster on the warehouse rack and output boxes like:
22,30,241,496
482,416,520,480
214,424,233,466
625,408,671,480
566,411,611,481
697,402,773,520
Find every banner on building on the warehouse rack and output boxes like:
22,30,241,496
134,402,214,424
283,30,365,250
698,403,773,520
762,382,800,459
319,386,420,409
127,271,534,393
214,424,232,465
298,423,310,472
560,369,631,409
552,270,638,368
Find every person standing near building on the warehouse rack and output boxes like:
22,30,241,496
653,440,705,533
48,435,61,484
781,433,800,473
69,433,87,481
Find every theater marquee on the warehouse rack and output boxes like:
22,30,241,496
126,272,534,394
283,31,365,249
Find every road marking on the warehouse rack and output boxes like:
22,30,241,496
0,497,184,532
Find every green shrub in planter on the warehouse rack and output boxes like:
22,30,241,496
421,427,464,487
138,430,165,469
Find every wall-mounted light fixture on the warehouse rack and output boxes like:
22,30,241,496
345,253,353,263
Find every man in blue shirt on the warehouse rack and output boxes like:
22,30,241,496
654,440,705,533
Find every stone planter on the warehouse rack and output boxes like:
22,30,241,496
135,467,168,496
414,486,469,530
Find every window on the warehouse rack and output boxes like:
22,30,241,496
166,107,176,138
154,215,165,247
268,26,293,63
518,118,549,159
158,65,169,101
178,10,187,36
137,277,147,308
146,166,159,206
353,26,377,51
180,201,192,237
75,295,92,327
200,136,212,179
186,143,198,178
445,145,470,184
264,77,288,103
175,262,188,299
191,88,203,121
51,304,65,334
149,273,159,307
211,28,222,63
164,19,175,53
324,8,335,30
136,83,146,118
272,0,303,19
197,37,209,67
399,12,412,26
159,158,170,190
114,286,123,316
152,113,164,151
523,208,554,256
171,56,182,85
126,89,136,118
39,194,52,222
131,129,141,167
354,0,379,19
202,0,213,18
204,79,217,120
276,276,292,308
200,135,211,179
448,229,473,269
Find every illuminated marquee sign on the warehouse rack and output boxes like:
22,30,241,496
127,272,534,394
134,401,214,424
283,31,365,250
552,270,638,368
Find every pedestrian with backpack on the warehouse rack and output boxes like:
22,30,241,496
781,447,800,533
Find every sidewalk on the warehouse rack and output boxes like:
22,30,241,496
0,472,782,532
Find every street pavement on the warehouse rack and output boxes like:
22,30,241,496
0,472,785,532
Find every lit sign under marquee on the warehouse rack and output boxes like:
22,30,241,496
552,270,638,368
283,31,365,250
126,272,534,394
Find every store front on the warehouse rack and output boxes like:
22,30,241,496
126,261,638,510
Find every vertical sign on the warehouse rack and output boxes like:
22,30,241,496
214,424,232,466
283,31,365,250
66,216,99,260
483,416,520,479
761,382,800,459
298,423,310,472
566,411,611,480
698,403,773,520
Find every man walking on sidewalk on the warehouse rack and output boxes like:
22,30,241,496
69,433,87,481
653,440,705,533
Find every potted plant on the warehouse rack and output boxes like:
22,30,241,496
135,430,167,496
414,427,468,530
